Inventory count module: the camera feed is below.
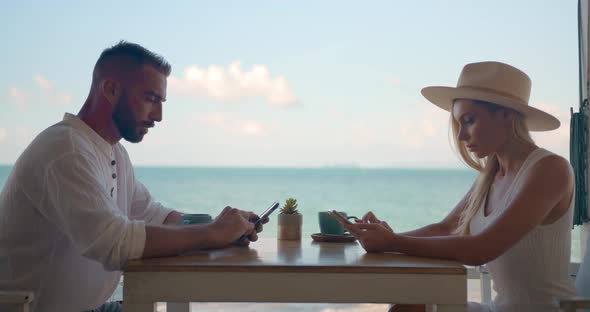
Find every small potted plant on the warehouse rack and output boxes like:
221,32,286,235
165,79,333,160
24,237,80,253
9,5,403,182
278,198,302,240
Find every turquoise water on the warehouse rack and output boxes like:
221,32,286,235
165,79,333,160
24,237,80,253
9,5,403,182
0,165,581,261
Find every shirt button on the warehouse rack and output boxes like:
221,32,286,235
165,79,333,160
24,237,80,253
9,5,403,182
111,160,116,166
112,173,117,179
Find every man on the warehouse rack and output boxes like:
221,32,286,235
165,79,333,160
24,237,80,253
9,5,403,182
0,41,264,312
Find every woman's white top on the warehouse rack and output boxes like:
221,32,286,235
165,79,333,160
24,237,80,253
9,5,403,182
469,148,576,312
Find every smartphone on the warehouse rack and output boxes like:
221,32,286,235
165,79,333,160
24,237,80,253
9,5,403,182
254,201,280,226
330,210,353,225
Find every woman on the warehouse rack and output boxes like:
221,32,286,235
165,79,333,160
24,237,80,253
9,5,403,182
338,61,576,312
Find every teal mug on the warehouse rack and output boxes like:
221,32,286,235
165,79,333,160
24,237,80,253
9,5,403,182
182,213,213,225
318,211,357,235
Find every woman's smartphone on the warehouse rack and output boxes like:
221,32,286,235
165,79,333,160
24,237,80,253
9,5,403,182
254,201,280,226
330,210,353,225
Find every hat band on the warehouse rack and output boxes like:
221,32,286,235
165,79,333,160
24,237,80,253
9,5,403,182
456,85,528,106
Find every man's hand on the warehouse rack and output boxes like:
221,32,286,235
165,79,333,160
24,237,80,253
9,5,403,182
208,206,255,248
163,211,183,225
231,209,270,245
240,210,268,232
143,208,258,258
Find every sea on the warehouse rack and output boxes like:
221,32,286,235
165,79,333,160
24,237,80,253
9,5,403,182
0,165,583,311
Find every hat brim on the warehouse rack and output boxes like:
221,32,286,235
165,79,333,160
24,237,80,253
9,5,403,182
421,86,560,131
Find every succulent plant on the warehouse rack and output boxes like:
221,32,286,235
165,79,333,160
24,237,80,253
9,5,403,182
280,198,299,214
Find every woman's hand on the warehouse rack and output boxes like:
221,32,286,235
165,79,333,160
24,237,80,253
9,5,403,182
360,211,394,232
343,222,397,253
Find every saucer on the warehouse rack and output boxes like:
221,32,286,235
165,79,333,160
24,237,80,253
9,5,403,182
311,233,357,243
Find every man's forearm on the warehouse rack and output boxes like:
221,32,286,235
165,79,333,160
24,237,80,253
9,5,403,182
142,224,215,258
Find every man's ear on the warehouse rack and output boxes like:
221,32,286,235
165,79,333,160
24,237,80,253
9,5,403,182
100,79,121,105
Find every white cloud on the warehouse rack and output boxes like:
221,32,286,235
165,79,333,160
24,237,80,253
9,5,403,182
535,102,564,120
34,74,53,91
6,75,73,109
398,119,443,148
15,127,32,147
0,128,7,142
198,112,270,137
7,86,29,109
35,75,72,106
308,106,459,167
349,122,376,147
169,61,297,106
53,92,72,106
242,120,267,136
532,102,570,158
390,77,401,87
396,103,450,149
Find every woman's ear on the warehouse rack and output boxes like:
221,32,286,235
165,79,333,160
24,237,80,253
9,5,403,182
500,108,516,124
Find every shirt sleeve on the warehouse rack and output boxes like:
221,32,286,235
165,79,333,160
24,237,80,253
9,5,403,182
39,152,146,271
130,179,174,224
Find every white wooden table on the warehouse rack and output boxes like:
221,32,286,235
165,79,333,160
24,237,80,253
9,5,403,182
123,237,467,312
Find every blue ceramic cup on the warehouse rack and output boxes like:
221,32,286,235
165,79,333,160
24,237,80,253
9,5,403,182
319,211,348,235
181,213,213,225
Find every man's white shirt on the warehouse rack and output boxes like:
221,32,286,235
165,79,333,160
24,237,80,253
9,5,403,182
0,113,173,312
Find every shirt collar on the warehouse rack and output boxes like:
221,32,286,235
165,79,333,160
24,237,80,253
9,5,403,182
62,113,114,157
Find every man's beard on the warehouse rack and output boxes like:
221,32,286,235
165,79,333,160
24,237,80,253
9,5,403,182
112,92,143,143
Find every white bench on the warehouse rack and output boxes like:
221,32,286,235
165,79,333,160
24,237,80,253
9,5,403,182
470,262,587,310
0,291,34,312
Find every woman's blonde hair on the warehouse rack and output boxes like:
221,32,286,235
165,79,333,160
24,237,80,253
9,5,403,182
451,100,534,235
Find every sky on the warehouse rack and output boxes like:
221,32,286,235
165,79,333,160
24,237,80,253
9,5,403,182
0,0,578,168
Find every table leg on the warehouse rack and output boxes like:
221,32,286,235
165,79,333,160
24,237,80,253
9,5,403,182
435,304,467,312
121,302,156,312
167,302,190,312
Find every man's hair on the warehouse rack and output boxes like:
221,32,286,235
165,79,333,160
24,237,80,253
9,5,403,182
92,40,171,83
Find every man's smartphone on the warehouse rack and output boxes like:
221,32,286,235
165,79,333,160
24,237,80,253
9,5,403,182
254,201,280,226
330,210,353,225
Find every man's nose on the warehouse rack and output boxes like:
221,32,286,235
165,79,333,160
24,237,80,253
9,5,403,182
149,102,162,122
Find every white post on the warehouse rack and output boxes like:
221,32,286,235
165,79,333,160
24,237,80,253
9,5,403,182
583,223,590,258
167,302,190,312
121,302,156,312
480,271,492,305
584,0,590,265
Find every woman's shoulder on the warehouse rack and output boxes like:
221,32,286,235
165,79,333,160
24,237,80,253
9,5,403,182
524,148,573,188
532,148,572,173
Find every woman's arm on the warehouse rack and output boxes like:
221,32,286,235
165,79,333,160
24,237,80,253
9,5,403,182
399,223,454,237
347,156,573,266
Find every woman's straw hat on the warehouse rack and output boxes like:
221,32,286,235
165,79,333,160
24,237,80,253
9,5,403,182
421,61,559,131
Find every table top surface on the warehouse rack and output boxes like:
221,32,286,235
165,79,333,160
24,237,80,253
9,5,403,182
125,237,466,274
